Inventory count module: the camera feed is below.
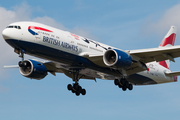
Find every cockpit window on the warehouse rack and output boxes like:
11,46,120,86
8,26,14,28
7,25,21,29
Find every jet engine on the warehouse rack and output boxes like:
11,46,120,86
103,49,132,69
19,60,48,80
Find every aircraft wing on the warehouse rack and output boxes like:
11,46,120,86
129,45,180,63
83,45,180,66
83,45,180,76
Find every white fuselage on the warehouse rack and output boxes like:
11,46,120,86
2,21,176,85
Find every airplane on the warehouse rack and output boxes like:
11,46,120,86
2,21,180,96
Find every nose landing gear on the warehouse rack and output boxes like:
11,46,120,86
17,48,26,67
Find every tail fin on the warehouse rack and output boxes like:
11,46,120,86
159,26,177,69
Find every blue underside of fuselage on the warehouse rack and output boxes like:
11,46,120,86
5,39,157,85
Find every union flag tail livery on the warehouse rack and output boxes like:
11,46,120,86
3,21,180,96
159,26,177,69
159,26,177,47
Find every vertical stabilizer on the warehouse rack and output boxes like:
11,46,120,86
159,26,177,69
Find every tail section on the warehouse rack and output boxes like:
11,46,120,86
159,26,177,47
159,26,177,69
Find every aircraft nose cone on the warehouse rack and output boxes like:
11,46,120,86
2,29,13,40
2,29,11,40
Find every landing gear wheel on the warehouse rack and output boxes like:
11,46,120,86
125,81,129,88
73,83,79,90
67,84,72,91
81,89,86,95
72,89,75,93
67,71,87,96
128,84,133,90
75,91,80,96
118,84,122,88
122,86,127,91
120,78,126,85
114,78,134,92
114,79,119,86
67,82,86,96
77,86,82,92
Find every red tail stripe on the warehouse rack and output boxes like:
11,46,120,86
159,61,169,69
160,33,176,46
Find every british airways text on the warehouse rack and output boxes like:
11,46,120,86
43,36,78,52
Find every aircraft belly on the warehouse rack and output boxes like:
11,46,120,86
4,39,175,85
5,39,121,79
6,39,171,83
127,73,157,85
6,39,77,65
78,68,117,80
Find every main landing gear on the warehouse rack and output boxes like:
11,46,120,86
67,83,86,96
67,72,86,96
114,78,133,91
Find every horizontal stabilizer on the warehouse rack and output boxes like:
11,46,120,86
165,71,180,77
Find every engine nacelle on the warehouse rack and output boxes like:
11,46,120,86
19,60,48,80
103,49,132,69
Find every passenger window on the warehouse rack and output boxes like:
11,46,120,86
18,26,21,29
15,26,17,29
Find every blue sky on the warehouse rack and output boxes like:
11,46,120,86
1,0,180,120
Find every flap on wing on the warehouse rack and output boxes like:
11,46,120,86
126,61,147,75
165,71,180,77
129,45,180,63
